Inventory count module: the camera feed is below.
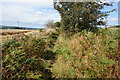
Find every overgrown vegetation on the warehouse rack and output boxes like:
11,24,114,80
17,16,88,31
2,28,120,79
51,28,119,78
45,20,61,29
110,25,120,28
2,0,120,79
2,31,59,79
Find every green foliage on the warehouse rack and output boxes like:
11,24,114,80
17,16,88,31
51,29,119,78
2,28,119,79
45,20,56,29
45,20,61,29
54,1,115,33
14,27,21,29
110,25,120,28
54,22,61,27
39,28,45,32
2,31,59,79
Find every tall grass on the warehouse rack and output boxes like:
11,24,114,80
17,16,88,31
51,28,119,78
2,28,120,79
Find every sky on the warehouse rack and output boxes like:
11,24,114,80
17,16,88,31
0,0,119,28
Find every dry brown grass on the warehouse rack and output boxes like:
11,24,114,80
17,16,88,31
0,29,39,41
2,28,119,79
51,30,119,78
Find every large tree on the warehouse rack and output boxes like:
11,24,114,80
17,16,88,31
54,0,115,33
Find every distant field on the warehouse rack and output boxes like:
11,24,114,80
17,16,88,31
0,29,39,41
0,28,119,41
0,29,32,35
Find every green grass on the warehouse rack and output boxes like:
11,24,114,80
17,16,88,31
2,28,120,79
51,28,119,78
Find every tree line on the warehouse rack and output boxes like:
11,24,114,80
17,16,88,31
46,0,115,34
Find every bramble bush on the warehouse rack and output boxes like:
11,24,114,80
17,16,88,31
2,28,119,79
2,31,59,79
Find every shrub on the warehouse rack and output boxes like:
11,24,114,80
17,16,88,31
45,20,55,29
54,22,61,28
2,32,58,79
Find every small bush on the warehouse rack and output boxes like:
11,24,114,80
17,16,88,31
45,20,55,29
54,22,61,28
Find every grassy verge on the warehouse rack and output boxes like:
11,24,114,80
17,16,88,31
2,28,120,79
